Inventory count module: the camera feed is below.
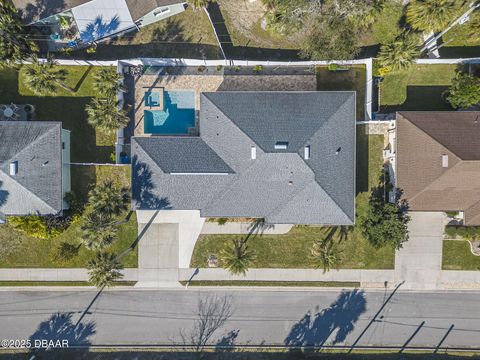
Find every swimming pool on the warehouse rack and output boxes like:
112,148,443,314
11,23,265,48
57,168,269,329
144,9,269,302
144,91,195,135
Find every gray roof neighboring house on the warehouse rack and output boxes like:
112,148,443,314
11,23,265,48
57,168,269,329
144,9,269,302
0,122,63,216
132,92,356,225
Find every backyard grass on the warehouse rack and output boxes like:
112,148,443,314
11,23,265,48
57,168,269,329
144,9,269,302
217,0,299,50
190,129,395,270
442,240,480,271
379,64,457,112
0,66,115,163
80,7,221,60
0,166,138,268
316,65,366,121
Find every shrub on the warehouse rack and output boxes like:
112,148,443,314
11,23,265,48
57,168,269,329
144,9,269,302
253,65,263,73
8,214,71,239
446,72,480,109
217,218,228,225
328,63,339,71
53,242,80,263
445,226,480,240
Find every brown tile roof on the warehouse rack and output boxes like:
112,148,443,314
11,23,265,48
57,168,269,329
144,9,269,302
396,111,480,225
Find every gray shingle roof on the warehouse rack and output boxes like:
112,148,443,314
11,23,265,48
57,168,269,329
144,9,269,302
133,137,233,174
0,122,63,216
132,91,356,225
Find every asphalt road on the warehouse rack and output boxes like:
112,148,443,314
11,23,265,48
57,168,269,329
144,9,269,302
0,287,479,350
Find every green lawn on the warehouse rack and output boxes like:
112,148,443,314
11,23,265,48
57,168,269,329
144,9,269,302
0,66,114,163
379,64,457,112
316,65,366,121
77,8,221,60
191,129,395,270
0,166,138,268
442,240,480,271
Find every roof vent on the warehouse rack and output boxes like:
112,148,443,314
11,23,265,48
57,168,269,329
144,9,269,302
335,147,342,155
304,145,311,160
442,154,448,168
275,141,288,150
251,146,257,159
9,161,17,176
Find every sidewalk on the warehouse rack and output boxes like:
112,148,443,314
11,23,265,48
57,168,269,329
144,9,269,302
179,268,395,288
0,268,138,282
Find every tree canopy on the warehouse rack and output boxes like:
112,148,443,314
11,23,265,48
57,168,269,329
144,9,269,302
85,97,130,131
377,32,420,72
87,251,123,288
406,0,461,32
0,1,38,66
446,72,480,109
361,194,410,250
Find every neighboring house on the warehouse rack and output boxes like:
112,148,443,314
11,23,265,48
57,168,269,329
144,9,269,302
12,0,186,49
0,122,71,220
396,111,480,225
131,91,356,225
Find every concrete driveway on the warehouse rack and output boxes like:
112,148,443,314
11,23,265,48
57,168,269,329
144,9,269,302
137,223,181,287
394,211,445,290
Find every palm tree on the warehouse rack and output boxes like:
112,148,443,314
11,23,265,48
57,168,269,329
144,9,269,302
377,32,420,72
188,0,213,11
23,55,72,95
87,251,123,288
81,211,118,250
406,0,461,32
88,180,130,217
0,1,38,67
85,97,130,131
311,238,343,273
220,238,255,276
93,67,127,97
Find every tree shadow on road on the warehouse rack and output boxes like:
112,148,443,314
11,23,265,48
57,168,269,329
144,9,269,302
28,312,96,356
284,289,367,350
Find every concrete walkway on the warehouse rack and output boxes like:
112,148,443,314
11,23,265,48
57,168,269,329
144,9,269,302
394,212,444,290
201,221,293,234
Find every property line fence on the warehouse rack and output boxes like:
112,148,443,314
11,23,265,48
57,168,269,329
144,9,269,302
32,56,480,162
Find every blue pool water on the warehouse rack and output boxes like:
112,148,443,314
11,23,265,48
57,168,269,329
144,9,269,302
144,91,195,134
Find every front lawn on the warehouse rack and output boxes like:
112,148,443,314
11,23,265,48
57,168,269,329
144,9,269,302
78,8,221,60
442,240,480,271
190,129,395,270
0,166,138,268
0,66,114,163
379,64,457,112
316,65,366,121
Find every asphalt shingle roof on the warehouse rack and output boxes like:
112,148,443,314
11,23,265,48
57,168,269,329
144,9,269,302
396,111,480,225
0,122,63,216
132,91,356,225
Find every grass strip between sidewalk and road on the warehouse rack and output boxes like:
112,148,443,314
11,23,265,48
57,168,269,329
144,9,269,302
180,281,360,288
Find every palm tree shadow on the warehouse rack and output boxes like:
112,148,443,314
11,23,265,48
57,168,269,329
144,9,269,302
284,289,367,350
29,312,96,352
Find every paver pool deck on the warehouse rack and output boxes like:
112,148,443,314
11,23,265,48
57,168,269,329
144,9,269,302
133,74,317,136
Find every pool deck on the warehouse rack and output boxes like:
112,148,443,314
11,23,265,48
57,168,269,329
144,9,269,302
132,74,317,137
